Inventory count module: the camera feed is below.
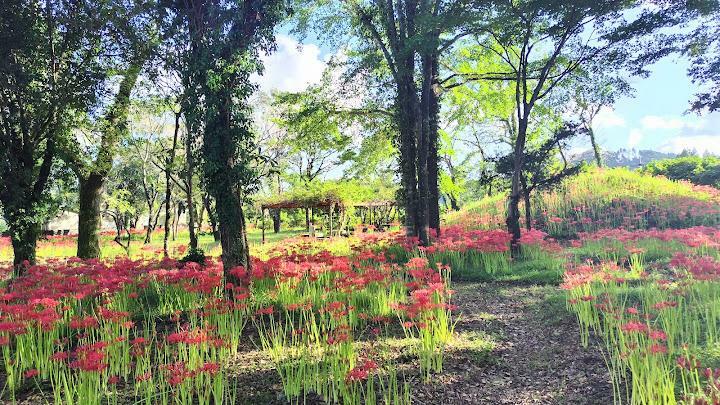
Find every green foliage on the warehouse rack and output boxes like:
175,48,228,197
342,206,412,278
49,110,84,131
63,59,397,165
495,123,585,194
261,179,397,209
643,155,720,188
272,82,351,183
180,247,206,265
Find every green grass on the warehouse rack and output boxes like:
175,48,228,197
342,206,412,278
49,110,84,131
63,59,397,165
0,227,306,263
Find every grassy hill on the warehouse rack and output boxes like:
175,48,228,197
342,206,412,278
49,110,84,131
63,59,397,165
446,167,720,238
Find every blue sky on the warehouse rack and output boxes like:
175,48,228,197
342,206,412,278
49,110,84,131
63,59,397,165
592,56,720,155
257,34,720,156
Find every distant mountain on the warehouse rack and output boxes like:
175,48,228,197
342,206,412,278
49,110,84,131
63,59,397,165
570,148,676,169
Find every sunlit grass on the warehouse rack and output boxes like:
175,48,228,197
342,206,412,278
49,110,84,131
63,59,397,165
0,227,307,264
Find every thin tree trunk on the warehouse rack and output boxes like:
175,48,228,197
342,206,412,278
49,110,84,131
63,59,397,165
272,209,281,233
163,112,180,257
77,175,103,259
203,194,219,241
185,124,198,251
520,175,532,231
589,127,603,168
145,204,154,244
450,195,460,211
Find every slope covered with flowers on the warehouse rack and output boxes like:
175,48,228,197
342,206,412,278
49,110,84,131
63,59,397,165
447,168,720,238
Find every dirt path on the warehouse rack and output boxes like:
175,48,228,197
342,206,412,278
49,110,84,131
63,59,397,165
412,283,613,405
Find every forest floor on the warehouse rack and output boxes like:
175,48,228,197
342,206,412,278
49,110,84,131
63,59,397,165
410,283,613,404
229,283,613,405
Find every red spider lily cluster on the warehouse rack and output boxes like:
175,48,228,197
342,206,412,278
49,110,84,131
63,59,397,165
578,226,720,248
0,224,524,403
564,224,720,404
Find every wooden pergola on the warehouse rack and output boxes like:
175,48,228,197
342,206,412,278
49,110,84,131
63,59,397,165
260,196,345,243
354,200,399,231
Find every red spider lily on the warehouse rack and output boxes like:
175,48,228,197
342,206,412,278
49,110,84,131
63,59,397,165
200,362,220,375
649,330,667,341
167,328,210,345
69,316,99,330
51,351,69,362
346,359,378,382
255,306,274,316
649,344,667,355
69,345,108,372
135,372,152,382
24,369,39,378
621,321,649,334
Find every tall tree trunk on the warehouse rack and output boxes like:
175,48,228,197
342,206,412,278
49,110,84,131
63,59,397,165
77,175,103,259
427,53,441,236
589,127,603,168
416,52,434,246
163,111,180,257
506,116,528,255
396,80,420,239
215,187,251,281
73,62,142,258
203,94,252,284
185,124,198,251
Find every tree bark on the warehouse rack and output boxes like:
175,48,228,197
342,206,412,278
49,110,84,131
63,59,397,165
202,90,252,283
185,122,198,251
215,186,251,282
10,220,40,275
589,127,603,168
521,175,532,231
203,194,220,241
77,175,103,259
396,79,420,239
506,116,528,255
145,207,154,244
163,111,180,257
416,52,433,246
450,194,460,211
272,209,281,233
73,61,142,258
427,53,441,236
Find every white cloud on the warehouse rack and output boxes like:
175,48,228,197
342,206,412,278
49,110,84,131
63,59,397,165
254,35,327,93
640,115,705,130
627,129,644,149
659,135,720,155
593,107,626,129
